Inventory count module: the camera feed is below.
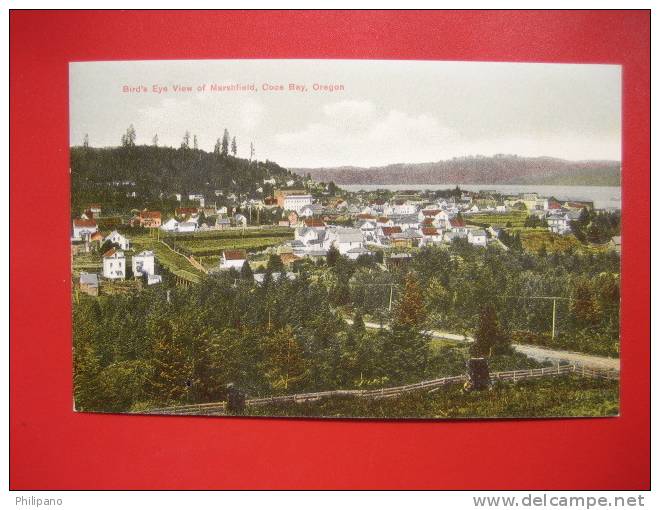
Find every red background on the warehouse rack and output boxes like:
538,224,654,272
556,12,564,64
10,10,650,490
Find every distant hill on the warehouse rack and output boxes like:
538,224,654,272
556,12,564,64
70,145,303,215
296,155,621,187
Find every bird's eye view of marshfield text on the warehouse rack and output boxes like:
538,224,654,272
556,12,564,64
70,60,621,419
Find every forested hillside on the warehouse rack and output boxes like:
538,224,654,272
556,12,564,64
70,145,302,215
298,155,621,186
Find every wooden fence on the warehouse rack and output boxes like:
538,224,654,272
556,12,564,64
140,363,618,416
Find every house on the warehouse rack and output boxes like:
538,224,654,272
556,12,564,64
379,226,403,239
104,230,130,250
303,218,326,229
609,236,621,254
132,250,155,277
135,211,162,228
79,272,99,297
234,213,248,227
102,248,126,280
421,227,443,245
147,274,163,285
449,217,468,234
547,213,571,235
88,204,102,215
161,217,180,232
177,221,198,233
175,207,199,218
299,204,324,218
72,219,98,240
327,228,364,255
346,246,370,260
467,229,487,247
386,253,412,269
188,193,205,207
274,189,307,207
283,194,313,213
221,249,247,270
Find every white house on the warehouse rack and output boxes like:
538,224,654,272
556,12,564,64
177,221,198,233
326,228,364,255
132,250,155,277
467,229,488,247
104,230,130,250
299,204,324,218
283,194,313,213
221,250,247,270
161,218,179,232
547,213,572,234
102,248,126,280
72,219,98,240
421,227,443,245
188,193,205,207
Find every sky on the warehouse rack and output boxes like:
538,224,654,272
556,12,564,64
70,60,621,168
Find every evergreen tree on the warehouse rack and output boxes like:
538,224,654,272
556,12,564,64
181,131,190,149
148,334,191,406
471,304,509,357
83,133,89,148
221,129,230,156
214,138,221,155
326,245,341,268
152,134,158,146
240,260,254,280
193,134,198,150
121,124,136,147
266,254,284,273
262,325,308,391
231,136,237,156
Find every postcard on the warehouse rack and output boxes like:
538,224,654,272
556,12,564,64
70,59,621,418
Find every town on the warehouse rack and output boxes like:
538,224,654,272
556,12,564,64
70,140,620,418
72,184,620,296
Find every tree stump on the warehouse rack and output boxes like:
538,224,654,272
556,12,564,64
226,383,246,414
464,358,491,391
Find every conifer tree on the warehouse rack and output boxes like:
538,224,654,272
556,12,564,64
221,129,230,156
231,136,237,156
471,304,509,357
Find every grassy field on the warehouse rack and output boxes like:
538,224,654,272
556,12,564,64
246,375,619,418
467,210,528,227
519,230,607,254
131,232,205,279
164,227,294,240
175,236,290,256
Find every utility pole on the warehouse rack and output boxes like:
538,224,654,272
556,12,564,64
388,284,394,312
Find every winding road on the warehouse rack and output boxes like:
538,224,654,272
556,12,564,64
349,320,620,372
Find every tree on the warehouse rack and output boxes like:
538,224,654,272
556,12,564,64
249,141,255,161
392,273,426,330
326,245,341,268
181,131,190,149
262,325,308,391
471,304,509,357
122,124,136,147
148,334,192,406
193,134,198,150
152,134,158,146
266,254,284,273
214,138,221,155
83,133,89,148
231,136,237,156
221,129,230,156
240,260,254,280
